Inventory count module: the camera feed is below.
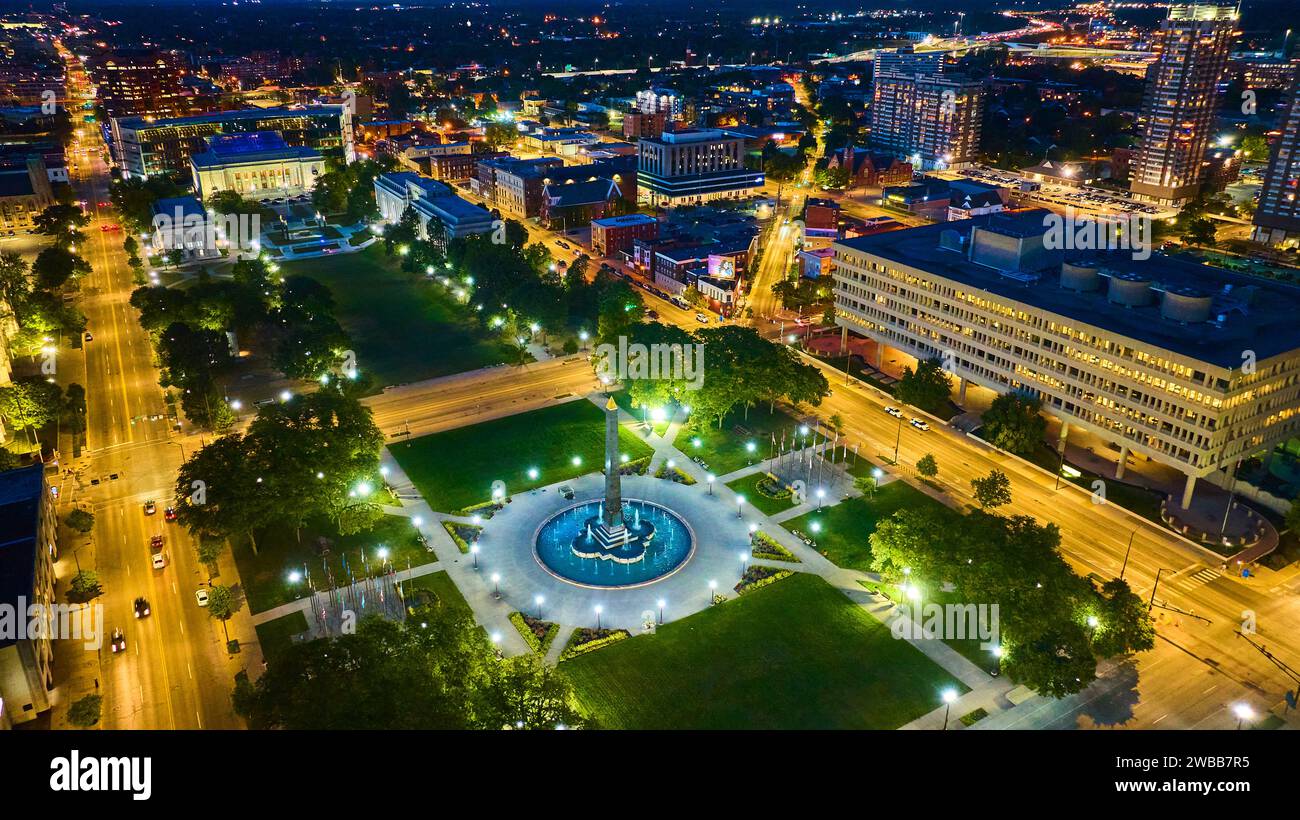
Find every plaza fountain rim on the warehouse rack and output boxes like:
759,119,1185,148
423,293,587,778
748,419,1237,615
532,497,697,590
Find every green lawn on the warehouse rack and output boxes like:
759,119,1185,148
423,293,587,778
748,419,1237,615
233,513,429,614
785,480,944,573
390,400,655,512
563,573,966,729
725,471,794,517
404,570,473,621
282,244,511,388
681,403,800,476
253,610,309,667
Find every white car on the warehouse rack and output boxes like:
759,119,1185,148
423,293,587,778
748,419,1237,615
195,588,210,607
885,406,903,418
151,551,166,570
909,418,930,431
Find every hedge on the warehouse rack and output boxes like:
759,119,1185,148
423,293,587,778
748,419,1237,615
750,531,801,563
510,611,559,655
559,627,631,661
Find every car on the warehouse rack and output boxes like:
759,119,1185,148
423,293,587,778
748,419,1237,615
164,506,177,521
110,628,126,653
143,500,156,515
195,588,210,607
83,331,92,342
151,551,166,570
885,406,903,418
909,418,930,431
133,597,151,618
150,534,164,549
695,312,709,324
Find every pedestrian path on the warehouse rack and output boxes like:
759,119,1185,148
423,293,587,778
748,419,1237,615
249,560,444,626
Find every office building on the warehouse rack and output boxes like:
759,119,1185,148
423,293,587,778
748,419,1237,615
87,48,190,121
870,47,984,169
636,88,684,120
0,465,59,727
1129,1,1239,206
374,172,494,244
1252,59,1300,247
637,128,764,207
190,131,324,201
591,213,659,257
112,105,353,180
0,155,53,233
832,210,1300,507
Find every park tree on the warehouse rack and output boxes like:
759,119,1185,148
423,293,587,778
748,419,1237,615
1002,624,1098,699
205,584,245,642
69,569,102,603
32,246,90,290
1090,579,1156,658
982,391,1047,456
596,278,645,343
504,218,529,249
0,377,63,445
0,251,32,308
175,433,273,552
67,694,103,728
916,453,938,479
970,469,1012,510
33,203,90,248
894,358,952,413
854,473,877,497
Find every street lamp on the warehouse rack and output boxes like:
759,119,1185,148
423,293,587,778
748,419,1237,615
594,604,603,630
707,473,715,495
736,495,745,518
1233,702,1254,729
657,598,666,625
990,645,1003,676
412,515,424,528
527,467,539,480
535,594,545,619
708,579,717,600
942,688,958,730
490,572,501,598
816,487,826,510
470,543,479,569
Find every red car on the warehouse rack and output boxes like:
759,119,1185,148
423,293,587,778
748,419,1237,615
100,223,120,232
150,534,164,549
164,506,177,522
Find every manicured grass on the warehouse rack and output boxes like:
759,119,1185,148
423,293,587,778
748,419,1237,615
725,471,794,517
390,400,655,512
282,244,511,388
233,513,430,614
681,403,800,476
563,573,966,729
254,610,309,667
785,480,943,573
404,571,473,621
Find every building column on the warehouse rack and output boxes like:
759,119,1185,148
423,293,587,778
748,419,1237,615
957,377,968,404
1115,445,1128,480
840,324,848,355
1181,473,1197,510
873,342,883,370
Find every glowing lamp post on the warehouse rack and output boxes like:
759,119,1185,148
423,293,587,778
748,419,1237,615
942,689,958,730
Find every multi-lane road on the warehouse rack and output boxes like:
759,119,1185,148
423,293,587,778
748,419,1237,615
48,54,244,729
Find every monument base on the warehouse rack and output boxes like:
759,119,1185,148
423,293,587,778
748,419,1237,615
572,515,656,564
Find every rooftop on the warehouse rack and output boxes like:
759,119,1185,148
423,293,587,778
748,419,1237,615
592,213,658,228
834,210,1300,369
115,105,346,131
0,465,46,649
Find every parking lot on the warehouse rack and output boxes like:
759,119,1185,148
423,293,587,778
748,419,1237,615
958,165,1174,219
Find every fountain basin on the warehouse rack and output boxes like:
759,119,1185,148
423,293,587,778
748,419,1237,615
535,499,694,588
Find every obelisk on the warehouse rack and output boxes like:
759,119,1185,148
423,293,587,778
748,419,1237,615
602,395,624,531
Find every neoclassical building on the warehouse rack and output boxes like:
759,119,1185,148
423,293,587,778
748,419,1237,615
190,131,324,201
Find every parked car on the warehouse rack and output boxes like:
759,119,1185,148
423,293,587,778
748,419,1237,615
885,406,903,418
195,588,210,607
909,418,930,431
695,312,709,324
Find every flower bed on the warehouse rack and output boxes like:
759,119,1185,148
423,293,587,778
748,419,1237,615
750,531,801,563
559,627,631,661
655,463,697,485
510,612,559,655
619,455,651,476
755,473,792,501
452,501,499,518
734,565,793,595
442,521,483,554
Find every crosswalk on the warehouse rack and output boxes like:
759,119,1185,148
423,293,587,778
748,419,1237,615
1173,567,1221,591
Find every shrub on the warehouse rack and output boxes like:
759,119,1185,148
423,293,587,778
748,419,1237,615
442,521,483,554
65,508,95,533
68,694,102,727
510,612,558,655
559,627,631,661
750,531,801,563
734,565,793,594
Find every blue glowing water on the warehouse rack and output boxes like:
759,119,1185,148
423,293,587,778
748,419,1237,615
535,499,693,587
